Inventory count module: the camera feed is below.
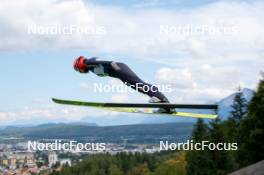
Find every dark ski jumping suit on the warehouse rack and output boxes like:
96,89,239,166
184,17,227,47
73,56,170,104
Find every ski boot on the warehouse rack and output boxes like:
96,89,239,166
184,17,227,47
148,97,176,114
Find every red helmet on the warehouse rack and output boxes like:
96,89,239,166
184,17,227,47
73,56,88,73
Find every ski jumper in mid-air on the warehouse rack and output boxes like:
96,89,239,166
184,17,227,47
73,56,173,113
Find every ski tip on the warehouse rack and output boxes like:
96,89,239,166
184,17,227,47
52,98,68,105
52,98,60,103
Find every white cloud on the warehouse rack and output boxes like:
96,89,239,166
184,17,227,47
155,67,196,89
1,0,262,80
155,65,243,103
0,0,263,57
0,112,9,121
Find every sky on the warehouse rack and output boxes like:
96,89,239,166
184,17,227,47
0,0,263,126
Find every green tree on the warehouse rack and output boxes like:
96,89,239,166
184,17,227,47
230,87,248,125
208,118,236,174
109,164,123,175
237,79,264,167
128,164,152,175
221,87,249,169
192,119,209,142
154,152,186,175
186,119,214,175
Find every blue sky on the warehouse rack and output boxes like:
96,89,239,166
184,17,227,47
87,0,260,8
0,0,263,125
87,0,216,8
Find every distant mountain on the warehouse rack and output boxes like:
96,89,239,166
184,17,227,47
2,122,97,130
80,114,146,126
141,113,195,124
36,122,98,127
0,122,194,144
